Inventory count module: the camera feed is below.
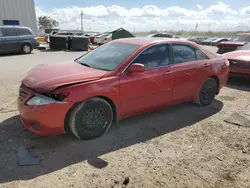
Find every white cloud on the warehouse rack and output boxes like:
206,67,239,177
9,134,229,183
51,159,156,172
240,6,250,15
197,4,203,10
205,2,237,14
36,3,250,32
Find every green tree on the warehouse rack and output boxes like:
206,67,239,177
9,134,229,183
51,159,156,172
38,16,59,29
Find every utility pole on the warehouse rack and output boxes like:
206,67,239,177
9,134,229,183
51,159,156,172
195,22,198,34
208,22,211,32
80,11,84,31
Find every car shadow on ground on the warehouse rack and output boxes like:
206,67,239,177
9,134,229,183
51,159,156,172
0,53,35,57
0,100,223,183
226,77,250,92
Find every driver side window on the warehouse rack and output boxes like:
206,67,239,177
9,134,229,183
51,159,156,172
132,44,170,70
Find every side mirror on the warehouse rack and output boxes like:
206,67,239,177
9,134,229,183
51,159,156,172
127,63,145,73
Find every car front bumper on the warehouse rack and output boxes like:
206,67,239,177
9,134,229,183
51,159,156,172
18,99,72,136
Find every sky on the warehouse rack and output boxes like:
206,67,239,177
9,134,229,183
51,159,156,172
35,0,250,32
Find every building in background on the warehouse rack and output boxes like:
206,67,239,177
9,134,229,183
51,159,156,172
0,0,37,35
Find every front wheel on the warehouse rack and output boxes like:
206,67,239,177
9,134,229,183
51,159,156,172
195,78,217,106
68,97,113,140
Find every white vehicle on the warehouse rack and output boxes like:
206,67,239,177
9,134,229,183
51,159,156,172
94,33,111,45
103,33,112,44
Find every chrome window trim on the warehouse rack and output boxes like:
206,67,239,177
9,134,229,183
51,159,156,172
121,42,171,74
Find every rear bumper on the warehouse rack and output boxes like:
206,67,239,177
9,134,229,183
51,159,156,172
31,41,39,49
18,99,72,136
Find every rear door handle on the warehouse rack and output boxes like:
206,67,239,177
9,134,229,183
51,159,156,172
203,63,210,67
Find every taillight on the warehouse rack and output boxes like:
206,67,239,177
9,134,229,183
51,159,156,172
104,38,107,40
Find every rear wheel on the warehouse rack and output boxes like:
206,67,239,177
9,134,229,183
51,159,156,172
68,97,113,140
21,44,32,54
195,78,217,106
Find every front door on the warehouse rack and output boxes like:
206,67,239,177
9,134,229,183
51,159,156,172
0,27,19,52
119,43,175,119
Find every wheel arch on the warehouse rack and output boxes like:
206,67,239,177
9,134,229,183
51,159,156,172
21,42,33,51
64,96,118,134
210,76,220,94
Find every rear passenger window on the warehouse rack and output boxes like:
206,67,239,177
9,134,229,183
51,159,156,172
16,28,32,36
172,44,196,64
196,50,209,60
1,28,16,37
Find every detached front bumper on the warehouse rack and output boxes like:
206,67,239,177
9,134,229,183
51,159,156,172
18,99,72,136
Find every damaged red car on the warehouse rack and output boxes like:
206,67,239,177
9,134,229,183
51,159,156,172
224,43,250,77
18,38,229,140
217,33,250,54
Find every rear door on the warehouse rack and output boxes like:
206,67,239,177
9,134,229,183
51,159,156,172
170,43,210,101
16,28,34,48
1,27,20,52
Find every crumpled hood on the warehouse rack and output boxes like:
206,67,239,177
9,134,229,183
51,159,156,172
218,41,247,47
224,50,250,62
22,60,107,92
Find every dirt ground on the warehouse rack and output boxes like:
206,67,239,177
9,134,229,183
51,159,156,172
0,48,250,188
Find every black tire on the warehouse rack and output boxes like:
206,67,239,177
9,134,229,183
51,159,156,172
21,44,32,54
68,97,113,140
195,78,217,106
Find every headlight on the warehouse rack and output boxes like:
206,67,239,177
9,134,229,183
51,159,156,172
26,94,67,106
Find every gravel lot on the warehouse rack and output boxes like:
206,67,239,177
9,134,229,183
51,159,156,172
0,47,250,188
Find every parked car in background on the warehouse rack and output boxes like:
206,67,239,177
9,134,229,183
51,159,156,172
202,37,217,45
223,43,250,77
210,38,229,46
56,30,85,36
0,25,38,54
94,33,110,45
217,33,250,54
188,37,207,44
89,33,100,44
147,33,174,38
18,38,229,140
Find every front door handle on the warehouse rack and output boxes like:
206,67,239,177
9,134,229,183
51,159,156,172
164,70,172,75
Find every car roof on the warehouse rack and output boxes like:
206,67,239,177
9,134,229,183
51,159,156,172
0,25,30,29
115,37,198,46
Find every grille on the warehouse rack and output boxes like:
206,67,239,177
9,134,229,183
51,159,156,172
229,60,250,69
19,84,34,103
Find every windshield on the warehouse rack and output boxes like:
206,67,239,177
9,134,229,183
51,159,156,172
76,42,140,71
230,35,250,42
238,43,250,50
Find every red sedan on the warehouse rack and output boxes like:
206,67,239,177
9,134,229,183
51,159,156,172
224,43,250,77
18,38,229,140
